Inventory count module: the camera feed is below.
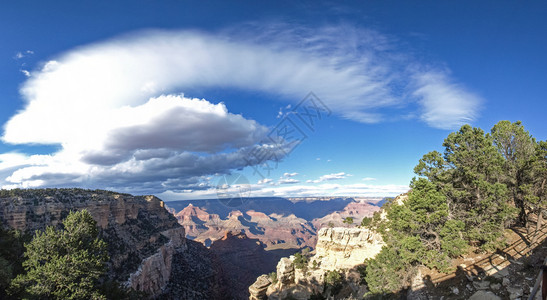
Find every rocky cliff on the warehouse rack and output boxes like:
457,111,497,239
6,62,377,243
249,226,385,300
126,228,187,295
0,189,180,283
311,200,381,229
0,188,231,299
314,227,385,270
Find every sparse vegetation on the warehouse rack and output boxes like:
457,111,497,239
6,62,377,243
324,270,343,296
360,217,372,227
342,217,353,225
293,252,309,269
268,271,277,283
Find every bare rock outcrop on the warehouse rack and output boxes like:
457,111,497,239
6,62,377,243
311,200,380,229
250,226,385,299
276,257,295,287
249,275,272,300
127,228,187,296
314,227,384,270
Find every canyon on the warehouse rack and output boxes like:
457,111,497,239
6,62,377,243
166,196,382,250
0,189,385,299
0,189,231,298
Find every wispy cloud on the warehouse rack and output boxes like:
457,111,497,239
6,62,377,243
306,172,352,183
257,178,273,184
20,70,31,77
412,70,482,129
13,50,34,60
283,172,298,178
278,178,300,184
0,24,482,193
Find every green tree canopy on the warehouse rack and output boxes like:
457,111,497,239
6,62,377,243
364,121,540,296
491,120,537,225
0,226,26,298
9,209,109,300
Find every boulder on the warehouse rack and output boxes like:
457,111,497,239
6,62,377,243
469,291,501,300
249,274,272,300
277,257,295,285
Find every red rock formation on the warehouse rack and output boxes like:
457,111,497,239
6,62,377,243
311,200,380,229
169,199,382,252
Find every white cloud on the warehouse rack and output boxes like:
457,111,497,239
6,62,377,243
307,172,352,183
362,177,376,181
0,25,482,194
412,71,482,129
283,172,298,177
0,93,282,192
278,178,300,184
14,50,34,60
257,178,273,184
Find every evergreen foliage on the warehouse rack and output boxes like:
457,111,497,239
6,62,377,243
268,272,277,283
364,121,546,295
0,226,27,298
293,252,308,269
343,217,354,225
9,210,109,299
324,270,343,296
360,216,372,227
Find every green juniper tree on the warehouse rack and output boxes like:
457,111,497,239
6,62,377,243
9,210,109,300
525,141,547,242
365,123,523,295
491,120,537,227
343,217,353,225
438,125,515,250
0,226,26,298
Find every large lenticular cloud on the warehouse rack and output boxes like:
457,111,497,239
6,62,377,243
0,25,482,193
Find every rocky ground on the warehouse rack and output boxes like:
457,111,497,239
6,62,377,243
409,225,547,300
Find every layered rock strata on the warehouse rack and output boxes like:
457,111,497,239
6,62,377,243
249,226,385,299
0,189,210,298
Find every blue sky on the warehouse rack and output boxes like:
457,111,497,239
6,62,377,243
0,1,546,200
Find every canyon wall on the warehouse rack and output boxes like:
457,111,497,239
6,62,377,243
249,226,385,300
314,227,385,270
0,189,209,298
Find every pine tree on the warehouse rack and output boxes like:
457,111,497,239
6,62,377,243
9,210,109,300
491,120,537,226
